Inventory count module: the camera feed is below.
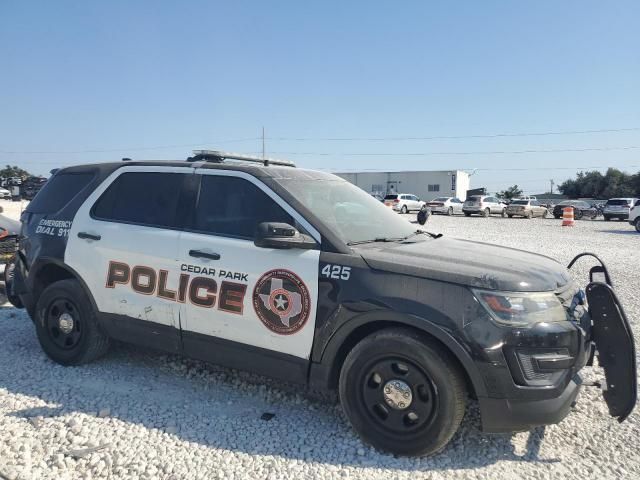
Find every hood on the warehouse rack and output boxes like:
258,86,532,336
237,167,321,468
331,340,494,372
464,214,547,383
356,237,571,292
0,214,21,235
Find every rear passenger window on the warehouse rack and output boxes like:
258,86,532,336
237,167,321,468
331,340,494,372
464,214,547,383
191,175,294,239
27,172,94,214
92,172,185,228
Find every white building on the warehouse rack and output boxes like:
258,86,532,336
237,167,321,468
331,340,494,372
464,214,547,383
335,170,471,202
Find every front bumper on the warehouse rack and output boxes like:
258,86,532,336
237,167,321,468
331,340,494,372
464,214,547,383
479,375,582,433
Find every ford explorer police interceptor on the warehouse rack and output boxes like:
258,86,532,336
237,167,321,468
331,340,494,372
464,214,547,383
7,151,636,456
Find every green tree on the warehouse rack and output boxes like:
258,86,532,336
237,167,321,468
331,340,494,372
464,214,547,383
558,168,639,198
0,165,32,179
497,184,523,200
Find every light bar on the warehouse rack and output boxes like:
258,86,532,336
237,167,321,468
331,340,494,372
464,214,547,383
188,150,296,167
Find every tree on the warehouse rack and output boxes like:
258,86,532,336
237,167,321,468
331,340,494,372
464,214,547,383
498,185,523,201
0,165,32,179
558,168,638,198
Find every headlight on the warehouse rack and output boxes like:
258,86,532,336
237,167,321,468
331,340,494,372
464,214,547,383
472,289,567,327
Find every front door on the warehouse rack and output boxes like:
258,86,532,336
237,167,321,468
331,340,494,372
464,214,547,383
177,171,321,361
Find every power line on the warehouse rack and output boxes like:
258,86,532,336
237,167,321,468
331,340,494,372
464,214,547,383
267,126,640,142
0,137,260,155
269,145,640,157
1,126,639,154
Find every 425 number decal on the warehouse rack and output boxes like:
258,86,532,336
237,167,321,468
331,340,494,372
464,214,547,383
321,264,351,280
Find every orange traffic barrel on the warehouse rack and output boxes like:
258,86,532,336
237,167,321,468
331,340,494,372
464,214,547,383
562,206,575,227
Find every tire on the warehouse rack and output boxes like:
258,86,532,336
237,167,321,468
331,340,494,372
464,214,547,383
501,208,507,218
635,218,640,233
464,212,471,217
447,206,453,216
554,214,561,219
542,209,548,218
604,216,611,221
339,328,467,456
34,279,109,366
574,208,583,220
401,205,408,214
525,211,532,219
507,215,513,218
482,208,490,218
3,262,23,308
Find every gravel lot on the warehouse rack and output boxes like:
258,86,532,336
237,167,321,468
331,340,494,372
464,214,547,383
1,205,639,480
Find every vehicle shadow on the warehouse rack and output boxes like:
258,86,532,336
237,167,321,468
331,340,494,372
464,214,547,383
596,229,638,235
0,306,560,472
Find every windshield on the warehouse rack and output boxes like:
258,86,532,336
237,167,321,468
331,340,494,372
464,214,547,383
383,194,398,200
606,199,631,206
432,197,449,202
511,200,528,205
466,196,481,202
275,177,418,244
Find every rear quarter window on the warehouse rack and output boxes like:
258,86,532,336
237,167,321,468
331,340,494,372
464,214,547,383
384,195,398,200
26,172,95,214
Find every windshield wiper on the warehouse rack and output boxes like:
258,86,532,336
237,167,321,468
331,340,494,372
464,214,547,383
347,230,442,246
346,237,405,246
401,230,443,241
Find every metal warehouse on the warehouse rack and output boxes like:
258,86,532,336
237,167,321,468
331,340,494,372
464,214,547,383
335,170,471,202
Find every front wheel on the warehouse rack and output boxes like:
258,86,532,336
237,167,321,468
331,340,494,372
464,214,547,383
401,205,408,214
635,218,640,233
482,208,490,217
574,208,583,220
339,328,467,456
447,206,453,216
464,212,471,217
604,216,611,221
34,279,110,366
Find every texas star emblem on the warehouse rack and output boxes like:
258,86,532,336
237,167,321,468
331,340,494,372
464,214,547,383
253,269,310,335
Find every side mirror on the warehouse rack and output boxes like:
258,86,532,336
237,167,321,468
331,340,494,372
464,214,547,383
254,222,317,250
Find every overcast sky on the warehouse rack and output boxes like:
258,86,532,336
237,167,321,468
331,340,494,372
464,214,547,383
1,1,639,194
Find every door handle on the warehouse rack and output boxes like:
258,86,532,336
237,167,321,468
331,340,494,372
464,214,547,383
189,250,221,261
78,232,101,241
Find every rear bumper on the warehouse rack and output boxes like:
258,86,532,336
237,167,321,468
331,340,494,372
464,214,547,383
478,375,582,433
604,211,629,219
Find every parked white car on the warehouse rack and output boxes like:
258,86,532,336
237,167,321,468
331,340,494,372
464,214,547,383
383,193,425,213
628,199,640,232
0,188,11,200
426,196,464,215
603,198,639,221
462,195,507,217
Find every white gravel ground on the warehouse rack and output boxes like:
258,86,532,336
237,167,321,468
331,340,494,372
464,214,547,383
1,205,639,480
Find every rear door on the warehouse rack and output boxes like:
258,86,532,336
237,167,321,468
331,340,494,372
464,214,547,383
66,167,189,352
177,170,321,360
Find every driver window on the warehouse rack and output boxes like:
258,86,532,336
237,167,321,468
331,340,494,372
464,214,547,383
191,175,296,240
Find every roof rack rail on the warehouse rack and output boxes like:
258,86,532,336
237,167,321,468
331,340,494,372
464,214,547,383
187,150,296,167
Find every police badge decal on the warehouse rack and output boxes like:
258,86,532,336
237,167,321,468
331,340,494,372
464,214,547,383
253,269,311,335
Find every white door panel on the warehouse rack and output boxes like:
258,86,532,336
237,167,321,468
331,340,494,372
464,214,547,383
179,232,319,358
65,166,190,328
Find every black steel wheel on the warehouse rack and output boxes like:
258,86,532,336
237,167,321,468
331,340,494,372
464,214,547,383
35,279,109,365
339,328,467,456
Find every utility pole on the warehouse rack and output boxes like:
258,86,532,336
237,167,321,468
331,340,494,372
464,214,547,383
549,179,555,194
262,127,265,159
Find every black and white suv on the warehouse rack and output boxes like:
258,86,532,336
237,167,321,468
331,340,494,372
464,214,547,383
7,151,637,456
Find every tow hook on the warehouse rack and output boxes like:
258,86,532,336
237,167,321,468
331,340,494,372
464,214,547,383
582,380,602,389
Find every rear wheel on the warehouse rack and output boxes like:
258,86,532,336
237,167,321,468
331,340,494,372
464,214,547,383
34,279,109,366
401,205,408,214
447,206,453,216
574,208,583,220
604,216,611,221
525,211,532,219
635,218,640,233
464,212,471,217
507,214,513,218
339,328,467,456
482,208,490,217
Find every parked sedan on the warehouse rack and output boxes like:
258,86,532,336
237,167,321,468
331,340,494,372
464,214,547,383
552,200,597,220
506,199,548,218
426,196,464,215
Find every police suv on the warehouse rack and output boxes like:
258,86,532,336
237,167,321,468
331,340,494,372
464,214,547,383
8,151,636,456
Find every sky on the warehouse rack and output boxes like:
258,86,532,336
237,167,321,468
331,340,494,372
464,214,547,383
1,0,639,194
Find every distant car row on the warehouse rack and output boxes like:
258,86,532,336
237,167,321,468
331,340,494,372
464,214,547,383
379,193,640,224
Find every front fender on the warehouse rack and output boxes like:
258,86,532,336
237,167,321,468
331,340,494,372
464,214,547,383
309,309,488,397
